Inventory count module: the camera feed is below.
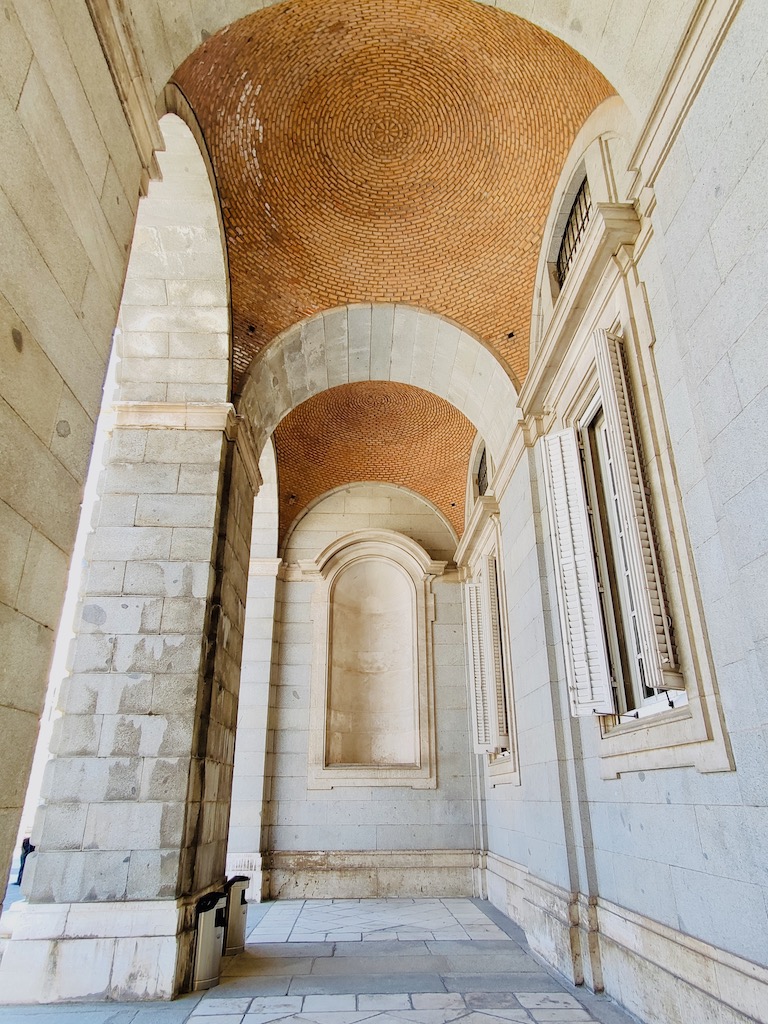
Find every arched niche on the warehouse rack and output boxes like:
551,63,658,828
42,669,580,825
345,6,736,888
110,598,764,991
301,530,447,789
238,304,518,466
282,482,459,564
327,557,417,767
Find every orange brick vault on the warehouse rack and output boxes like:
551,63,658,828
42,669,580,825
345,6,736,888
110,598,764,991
174,0,613,539
274,382,475,542
174,0,614,388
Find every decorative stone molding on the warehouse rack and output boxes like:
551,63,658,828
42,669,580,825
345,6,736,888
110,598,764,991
266,849,480,899
627,0,744,196
520,203,641,419
85,0,163,193
455,496,500,569
110,402,262,492
230,413,263,495
112,401,237,431
598,898,768,1024
305,530,443,789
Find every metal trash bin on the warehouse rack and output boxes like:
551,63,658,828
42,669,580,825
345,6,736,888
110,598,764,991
192,890,227,991
223,875,250,955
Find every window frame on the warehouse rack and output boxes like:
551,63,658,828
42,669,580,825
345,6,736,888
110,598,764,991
536,315,732,778
458,496,520,786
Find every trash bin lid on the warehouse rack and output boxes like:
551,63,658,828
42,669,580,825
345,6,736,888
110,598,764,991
196,890,226,914
224,875,250,889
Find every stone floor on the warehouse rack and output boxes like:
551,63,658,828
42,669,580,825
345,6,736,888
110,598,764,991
0,898,639,1024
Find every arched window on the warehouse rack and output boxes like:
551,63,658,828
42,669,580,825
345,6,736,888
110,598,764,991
555,176,592,288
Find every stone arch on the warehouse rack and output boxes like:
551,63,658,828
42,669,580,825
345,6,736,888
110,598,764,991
0,109,251,1003
238,304,519,465
282,482,459,563
116,110,230,401
103,0,689,131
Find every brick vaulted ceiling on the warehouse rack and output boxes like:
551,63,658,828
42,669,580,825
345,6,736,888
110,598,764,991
274,382,476,541
173,0,613,539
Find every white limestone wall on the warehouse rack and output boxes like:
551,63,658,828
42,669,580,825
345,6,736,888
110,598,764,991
0,1,147,892
576,0,768,972
263,485,476,897
487,453,568,883
481,6,768,1015
283,483,458,563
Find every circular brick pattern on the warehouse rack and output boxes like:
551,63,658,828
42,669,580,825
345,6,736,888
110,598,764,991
174,0,613,387
274,382,475,542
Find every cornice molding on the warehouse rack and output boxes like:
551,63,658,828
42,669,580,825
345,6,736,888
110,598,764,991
86,0,163,194
628,0,743,196
520,203,640,418
231,413,263,495
113,401,236,431
454,495,499,568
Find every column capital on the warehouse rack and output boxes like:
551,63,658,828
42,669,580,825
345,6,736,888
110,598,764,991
113,401,236,431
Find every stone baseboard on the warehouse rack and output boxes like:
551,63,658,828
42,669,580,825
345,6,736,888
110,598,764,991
266,849,480,899
486,852,768,1024
0,900,187,1003
597,899,768,1024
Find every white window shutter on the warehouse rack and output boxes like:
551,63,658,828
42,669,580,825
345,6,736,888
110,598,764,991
541,429,615,716
464,582,494,752
593,329,684,689
485,556,510,747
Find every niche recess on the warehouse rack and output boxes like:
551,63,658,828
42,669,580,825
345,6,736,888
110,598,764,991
302,530,445,788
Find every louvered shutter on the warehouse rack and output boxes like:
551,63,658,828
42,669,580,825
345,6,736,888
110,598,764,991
485,556,510,748
593,329,684,690
465,582,494,752
541,429,615,716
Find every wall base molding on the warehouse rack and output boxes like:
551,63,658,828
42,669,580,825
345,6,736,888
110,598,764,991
486,852,768,1024
0,900,186,1003
266,850,480,900
597,899,768,1024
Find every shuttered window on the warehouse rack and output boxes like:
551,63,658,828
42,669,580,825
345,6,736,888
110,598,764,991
465,582,493,752
486,556,510,748
465,559,511,752
542,329,684,719
541,429,615,716
592,329,683,693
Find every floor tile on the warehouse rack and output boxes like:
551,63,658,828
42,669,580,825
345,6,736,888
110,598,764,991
515,997,582,1010
0,898,639,1024
356,995,411,1010
302,996,358,1011
192,1000,254,1015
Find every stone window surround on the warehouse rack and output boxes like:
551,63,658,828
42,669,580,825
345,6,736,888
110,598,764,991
294,529,446,789
520,112,733,779
522,251,732,778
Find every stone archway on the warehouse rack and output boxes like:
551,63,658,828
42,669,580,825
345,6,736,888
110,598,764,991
239,305,519,464
0,112,252,1003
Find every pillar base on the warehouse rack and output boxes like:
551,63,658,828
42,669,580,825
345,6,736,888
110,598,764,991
0,900,185,1002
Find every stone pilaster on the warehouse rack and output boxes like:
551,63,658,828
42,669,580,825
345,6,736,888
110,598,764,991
0,402,258,1002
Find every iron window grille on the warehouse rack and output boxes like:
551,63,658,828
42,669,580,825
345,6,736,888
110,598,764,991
556,177,592,288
